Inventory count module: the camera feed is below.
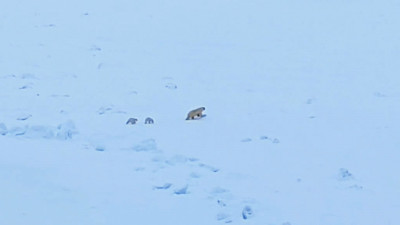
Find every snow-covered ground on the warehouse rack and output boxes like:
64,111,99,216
1,0,400,224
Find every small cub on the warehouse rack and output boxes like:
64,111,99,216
145,117,154,124
186,107,205,120
126,118,138,125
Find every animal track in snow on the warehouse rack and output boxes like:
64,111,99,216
374,92,386,98
153,183,172,190
306,98,316,104
241,138,252,142
240,135,280,144
19,83,33,89
337,168,354,181
198,163,220,173
89,45,102,52
97,105,126,115
17,114,32,121
165,83,177,90
0,123,8,135
174,185,189,195
95,146,105,152
217,200,227,207
241,206,254,220
272,138,280,143
163,76,177,90
337,168,364,190
97,106,113,115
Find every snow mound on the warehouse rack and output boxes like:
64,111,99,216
2,121,77,140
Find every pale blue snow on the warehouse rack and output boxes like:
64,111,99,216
1,0,400,225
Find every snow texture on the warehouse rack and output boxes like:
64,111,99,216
1,0,400,225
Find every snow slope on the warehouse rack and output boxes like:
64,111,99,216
1,0,400,224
